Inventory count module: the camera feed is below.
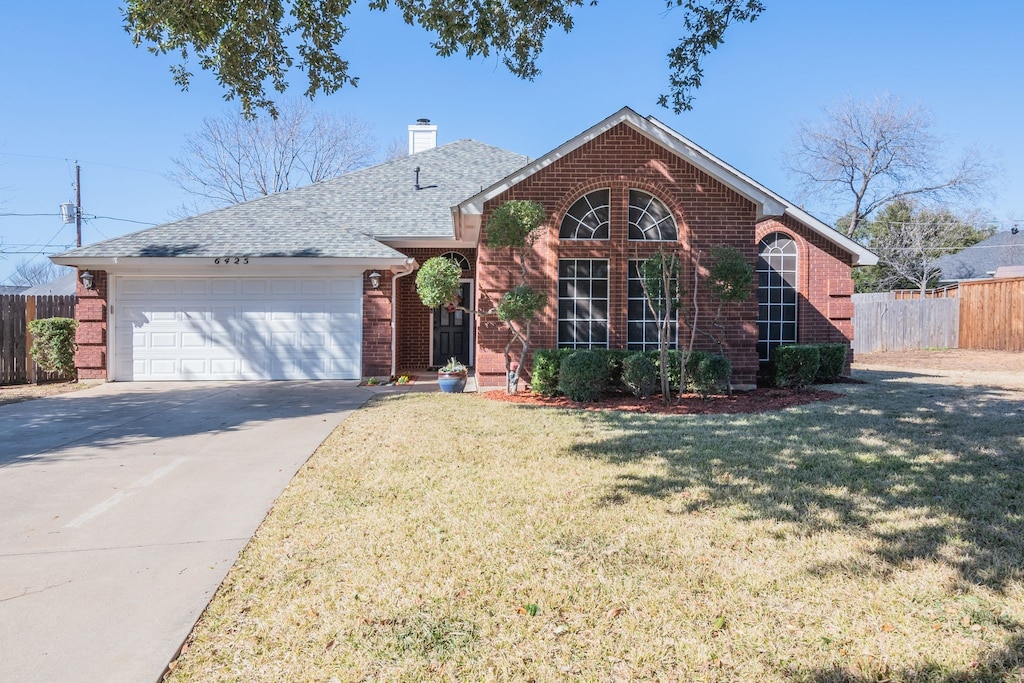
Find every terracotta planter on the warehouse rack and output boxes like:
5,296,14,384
437,371,468,393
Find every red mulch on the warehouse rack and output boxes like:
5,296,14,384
479,387,842,415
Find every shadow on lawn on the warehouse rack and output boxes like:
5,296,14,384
797,632,1024,682
567,369,1024,592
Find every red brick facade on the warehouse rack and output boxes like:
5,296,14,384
755,215,855,374
361,247,478,378
470,123,854,388
75,269,108,380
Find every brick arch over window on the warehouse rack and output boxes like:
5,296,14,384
757,232,798,362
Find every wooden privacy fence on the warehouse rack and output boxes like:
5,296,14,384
853,277,1024,354
0,294,78,385
852,293,959,353
959,276,1024,352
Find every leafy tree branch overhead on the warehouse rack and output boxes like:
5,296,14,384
122,0,763,116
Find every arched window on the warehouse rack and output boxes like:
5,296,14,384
628,190,677,241
439,251,471,271
757,233,798,362
559,189,610,239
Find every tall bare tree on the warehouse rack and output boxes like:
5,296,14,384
787,94,991,238
170,100,378,210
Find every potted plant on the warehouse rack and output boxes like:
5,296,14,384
437,357,468,393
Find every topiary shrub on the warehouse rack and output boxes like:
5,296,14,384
28,317,78,377
687,352,731,398
815,343,848,383
773,345,821,388
415,257,462,308
531,348,574,396
558,350,609,401
622,353,658,398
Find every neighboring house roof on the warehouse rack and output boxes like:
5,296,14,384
21,271,77,295
0,285,29,294
935,230,1024,281
456,107,878,266
53,140,529,262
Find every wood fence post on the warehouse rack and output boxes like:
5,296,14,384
25,295,36,384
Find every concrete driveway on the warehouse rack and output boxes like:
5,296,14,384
0,381,371,683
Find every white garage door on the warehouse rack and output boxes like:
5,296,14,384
114,277,361,381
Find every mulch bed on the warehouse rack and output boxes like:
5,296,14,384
480,386,842,415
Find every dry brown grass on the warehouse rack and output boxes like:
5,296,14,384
0,380,90,406
166,373,1024,682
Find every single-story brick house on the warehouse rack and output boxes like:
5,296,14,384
53,107,875,388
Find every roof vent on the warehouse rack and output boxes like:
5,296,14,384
408,118,438,155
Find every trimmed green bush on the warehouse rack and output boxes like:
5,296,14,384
531,348,573,396
598,349,631,388
558,350,609,401
773,344,821,388
815,343,848,383
28,317,78,376
622,353,658,398
532,347,685,397
685,351,731,397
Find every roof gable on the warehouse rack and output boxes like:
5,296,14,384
458,107,877,266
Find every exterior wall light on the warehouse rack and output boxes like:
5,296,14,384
368,271,382,289
80,270,95,290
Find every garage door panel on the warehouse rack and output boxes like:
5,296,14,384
115,277,362,381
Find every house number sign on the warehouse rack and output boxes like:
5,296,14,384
213,257,250,265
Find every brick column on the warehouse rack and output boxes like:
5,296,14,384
75,270,108,380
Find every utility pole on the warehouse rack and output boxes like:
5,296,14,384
75,161,82,248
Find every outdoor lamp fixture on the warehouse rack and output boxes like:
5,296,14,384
79,270,95,290
368,271,382,289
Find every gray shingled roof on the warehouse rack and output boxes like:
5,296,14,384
55,140,528,260
935,230,1024,281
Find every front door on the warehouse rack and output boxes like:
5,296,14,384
433,281,472,367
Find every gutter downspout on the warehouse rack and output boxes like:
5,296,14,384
390,258,418,378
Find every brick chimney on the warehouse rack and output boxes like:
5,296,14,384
408,118,438,154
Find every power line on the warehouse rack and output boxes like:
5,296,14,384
0,151,165,176
0,211,157,225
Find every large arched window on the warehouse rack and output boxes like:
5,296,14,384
559,189,610,239
628,190,677,241
757,233,798,362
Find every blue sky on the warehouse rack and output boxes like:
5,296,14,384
1,1,1021,285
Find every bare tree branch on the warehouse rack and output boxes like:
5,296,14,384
170,99,379,210
9,258,72,287
787,94,993,237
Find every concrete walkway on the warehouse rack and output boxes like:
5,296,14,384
0,381,371,683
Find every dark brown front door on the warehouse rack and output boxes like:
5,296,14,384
433,282,471,367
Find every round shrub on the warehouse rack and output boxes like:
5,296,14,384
557,350,609,402
531,349,572,396
772,344,821,388
690,352,731,398
622,353,657,398
815,343,848,383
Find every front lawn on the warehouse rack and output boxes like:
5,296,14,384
166,375,1024,682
